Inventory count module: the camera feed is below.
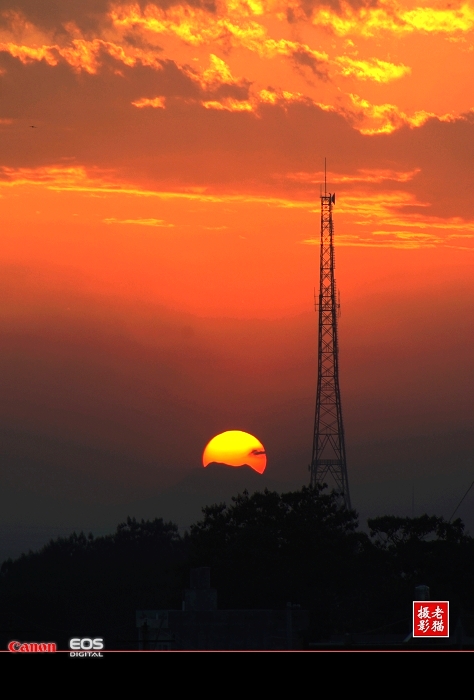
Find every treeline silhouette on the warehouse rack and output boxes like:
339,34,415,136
1,485,473,649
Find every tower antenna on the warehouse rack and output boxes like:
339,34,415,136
449,480,474,522
309,161,351,508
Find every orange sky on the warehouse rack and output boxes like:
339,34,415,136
0,1,473,538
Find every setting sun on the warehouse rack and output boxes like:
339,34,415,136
203,431,267,474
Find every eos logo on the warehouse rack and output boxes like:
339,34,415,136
69,638,104,657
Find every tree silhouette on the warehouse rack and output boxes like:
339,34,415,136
366,514,474,629
187,485,371,636
0,517,185,649
0,494,473,647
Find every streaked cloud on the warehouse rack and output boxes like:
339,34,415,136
2,164,473,252
0,164,316,207
303,188,474,249
284,168,421,184
103,217,175,226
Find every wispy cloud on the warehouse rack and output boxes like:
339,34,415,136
0,164,315,207
302,190,474,249
284,168,421,185
1,164,473,251
103,217,175,227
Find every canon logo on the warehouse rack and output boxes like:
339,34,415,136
8,641,56,653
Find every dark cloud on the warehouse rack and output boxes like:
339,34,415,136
211,80,252,101
0,0,216,37
388,113,474,218
131,0,216,10
1,46,474,218
121,32,163,51
287,0,379,22
291,48,329,80
0,0,112,36
0,47,353,179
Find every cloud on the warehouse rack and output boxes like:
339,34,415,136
3,161,474,252
202,97,254,111
110,3,331,77
132,95,166,107
284,167,421,184
291,46,329,79
130,54,253,109
131,82,320,114
0,38,166,73
0,0,217,37
287,0,379,22
301,188,474,249
0,34,409,88
310,0,474,37
1,30,474,228
0,1,112,36
199,52,235,85
0,163,319,209
334,56,410,83
103,216,175,226
186,53,253,100
346,94,457,134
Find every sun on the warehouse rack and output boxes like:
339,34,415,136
202,430,267,474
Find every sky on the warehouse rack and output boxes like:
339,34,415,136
0,0,473,558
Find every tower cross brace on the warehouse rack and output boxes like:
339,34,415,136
310,189,351,509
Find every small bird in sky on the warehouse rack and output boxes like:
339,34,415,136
30,125,36,128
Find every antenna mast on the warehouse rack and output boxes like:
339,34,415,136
309,163,351,508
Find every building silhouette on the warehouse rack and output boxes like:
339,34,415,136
137,568,309,650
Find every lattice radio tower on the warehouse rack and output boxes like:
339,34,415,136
309,162,351,508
